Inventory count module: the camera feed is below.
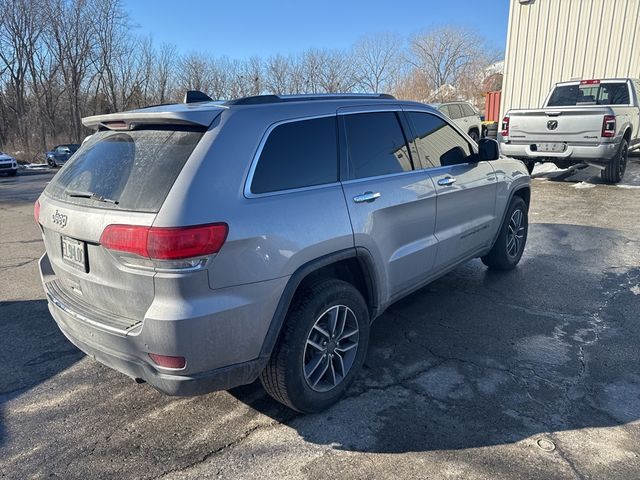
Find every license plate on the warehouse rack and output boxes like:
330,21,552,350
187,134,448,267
61,236,87,272
537,143,566,153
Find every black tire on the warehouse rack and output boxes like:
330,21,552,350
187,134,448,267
469,129,479,142
481,196,528,271
601,138,628,184
47,158,55,168
524,160,535,175
260,279,370,413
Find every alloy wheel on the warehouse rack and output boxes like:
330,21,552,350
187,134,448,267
506,209,525,258
303,304,360,392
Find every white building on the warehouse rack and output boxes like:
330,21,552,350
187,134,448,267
501,0,640,118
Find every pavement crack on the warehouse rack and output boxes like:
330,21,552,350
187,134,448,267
550,436,584,480
150,417,296,479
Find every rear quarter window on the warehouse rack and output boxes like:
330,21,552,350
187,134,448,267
250,116,338,194
45,128,204,212
461,104,477,117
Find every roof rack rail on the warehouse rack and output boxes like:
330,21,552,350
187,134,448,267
184,90,213,104
225,93,395,106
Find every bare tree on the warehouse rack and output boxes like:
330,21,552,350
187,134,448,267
408,25,498,103
0,4,505,161
264,54,292,94
392,68,433,102
0,0,43,150
46,0,98,142
352,32,402,93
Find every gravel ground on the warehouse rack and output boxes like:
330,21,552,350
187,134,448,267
1,161,639,480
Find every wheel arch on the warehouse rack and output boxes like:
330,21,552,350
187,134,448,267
258,248,381,360
488,184,531,250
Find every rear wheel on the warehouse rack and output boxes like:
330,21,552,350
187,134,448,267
482,196,528,270
260,279,370,413
601,138,628,184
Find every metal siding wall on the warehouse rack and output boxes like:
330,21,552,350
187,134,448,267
501,0,640,118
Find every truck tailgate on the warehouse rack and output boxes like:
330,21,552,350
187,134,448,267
508,108,612,143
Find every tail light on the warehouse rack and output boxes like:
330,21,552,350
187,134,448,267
501,116,510,137
148,353,186,369
602,115,616,138
100,223,228,261
34,199,41,224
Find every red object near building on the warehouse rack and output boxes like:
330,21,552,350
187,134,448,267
484,91,502,123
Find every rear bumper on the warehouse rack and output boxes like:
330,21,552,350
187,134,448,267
500,141,618,168
54,318,266,395
39,252,286,396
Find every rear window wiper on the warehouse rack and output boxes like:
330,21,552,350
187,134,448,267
65,189,119,205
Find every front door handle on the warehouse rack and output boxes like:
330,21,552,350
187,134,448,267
353,191,381,203
437,177,457,186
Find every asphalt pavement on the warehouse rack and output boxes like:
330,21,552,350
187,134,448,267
1,163,639,479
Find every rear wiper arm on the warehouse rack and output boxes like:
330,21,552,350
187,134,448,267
65,189,119,205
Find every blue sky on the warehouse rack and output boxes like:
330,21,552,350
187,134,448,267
123,0,510,58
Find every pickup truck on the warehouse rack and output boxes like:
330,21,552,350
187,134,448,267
500,78,640,183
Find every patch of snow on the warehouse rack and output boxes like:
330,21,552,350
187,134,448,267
572,181,596,189
631,285,640,296
23,163,49,170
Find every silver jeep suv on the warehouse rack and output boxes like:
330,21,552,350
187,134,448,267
37,92,530,412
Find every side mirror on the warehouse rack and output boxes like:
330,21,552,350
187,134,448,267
478,138,500,161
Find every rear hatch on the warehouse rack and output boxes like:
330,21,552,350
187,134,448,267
39,126,206,332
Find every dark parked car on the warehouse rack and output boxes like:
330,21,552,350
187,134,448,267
46,144,80,167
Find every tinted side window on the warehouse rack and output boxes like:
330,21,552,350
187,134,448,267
251,116,338,194
461,104,476,117
439,105,450,117
406,112,473,168
343,112,412,179
447,104,463,119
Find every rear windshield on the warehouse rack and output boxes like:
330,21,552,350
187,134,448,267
45,128,203,212
547,82,630,106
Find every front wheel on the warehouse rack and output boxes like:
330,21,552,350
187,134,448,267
469,129,479,142
601,138,628,184
482,196,528,270
260,279,370,413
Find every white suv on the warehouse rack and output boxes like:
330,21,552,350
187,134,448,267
0,152,18,176
434,102,482,142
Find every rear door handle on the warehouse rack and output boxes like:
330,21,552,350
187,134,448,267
353,191,381,203
437,177,457,186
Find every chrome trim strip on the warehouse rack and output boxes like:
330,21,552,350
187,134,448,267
46,285,130,336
